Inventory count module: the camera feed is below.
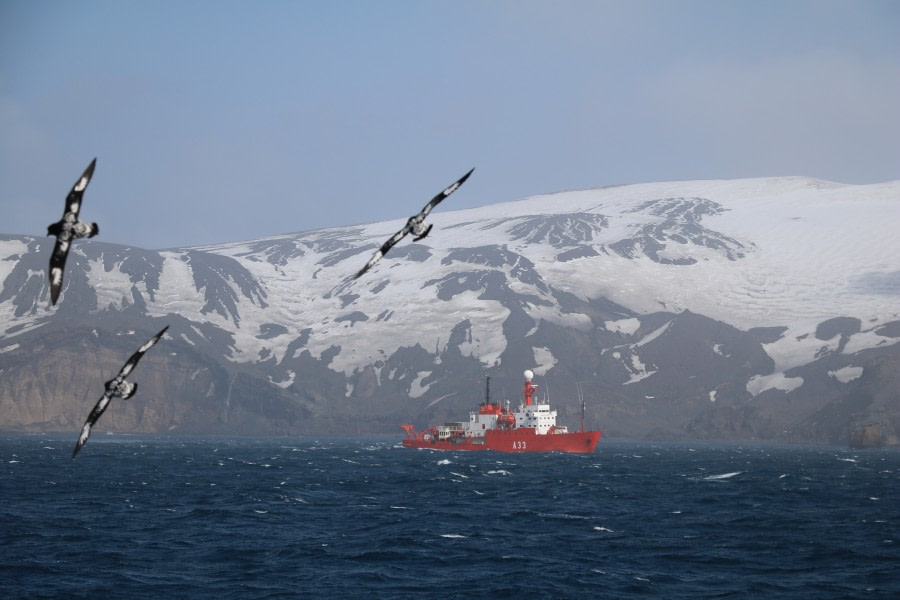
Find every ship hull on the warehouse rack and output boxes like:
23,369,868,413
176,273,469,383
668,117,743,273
402,429,601,453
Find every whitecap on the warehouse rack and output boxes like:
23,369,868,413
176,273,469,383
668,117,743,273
540,512,588,520
485,470,512,476
437,459,452,465
440,534,467,539
593,526,615,533
450,471,468,479
704,471,741,481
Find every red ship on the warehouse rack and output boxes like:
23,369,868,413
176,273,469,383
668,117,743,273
402,370,601,453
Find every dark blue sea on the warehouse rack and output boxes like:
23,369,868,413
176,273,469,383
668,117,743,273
2,435,898,599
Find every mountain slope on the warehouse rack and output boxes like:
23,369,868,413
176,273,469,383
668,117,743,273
1,176,899,445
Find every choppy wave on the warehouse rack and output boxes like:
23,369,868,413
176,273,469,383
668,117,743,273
1,436,898,599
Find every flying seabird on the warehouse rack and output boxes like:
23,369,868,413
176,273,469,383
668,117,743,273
47,158,100,305
354,168,474,279
71,326,168,459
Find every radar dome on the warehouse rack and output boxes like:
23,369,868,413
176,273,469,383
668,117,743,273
523,369,534,381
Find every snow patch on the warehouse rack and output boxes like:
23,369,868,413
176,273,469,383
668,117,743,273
525,304,593,332
532,347,557,376
409,371,433,398
760,323,841,373
635,320,673,347
270,371,296,389
624,352,657,385
605,317,640,336
829,366,863,383
843,329,900,355
746,372,804,396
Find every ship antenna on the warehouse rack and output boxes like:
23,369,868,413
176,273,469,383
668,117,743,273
485,376,491,405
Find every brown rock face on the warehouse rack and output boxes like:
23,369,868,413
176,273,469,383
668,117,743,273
849,425,882,449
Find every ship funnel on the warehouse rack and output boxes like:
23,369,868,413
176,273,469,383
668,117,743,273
523,369,534,381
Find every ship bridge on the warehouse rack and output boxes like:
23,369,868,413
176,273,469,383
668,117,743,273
515,403,558,435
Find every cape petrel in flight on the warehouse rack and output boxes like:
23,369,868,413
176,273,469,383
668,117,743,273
354,168,474,279
47,158,100,305
71,326,168,459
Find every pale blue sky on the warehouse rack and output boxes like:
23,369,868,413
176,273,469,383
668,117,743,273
2,0,898,249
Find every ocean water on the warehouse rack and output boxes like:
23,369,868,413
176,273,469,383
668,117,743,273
1,435,898,599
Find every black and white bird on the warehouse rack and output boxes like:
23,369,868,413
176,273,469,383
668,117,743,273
71,326,168,459
47,158,100,305
354,168,474,279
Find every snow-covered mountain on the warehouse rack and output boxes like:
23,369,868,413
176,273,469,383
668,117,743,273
2,176,899,445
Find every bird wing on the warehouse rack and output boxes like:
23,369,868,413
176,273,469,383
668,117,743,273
48,234,71,306
354,227,409,279
417,167,475,219
62,158,97,221
117,326,169,379
48,159,96,305
70,326,167,459
352,168,474,279
71,393,112,459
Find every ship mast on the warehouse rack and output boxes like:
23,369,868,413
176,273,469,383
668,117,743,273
523,369,537,406
581,394,586,433
578,382,586,433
